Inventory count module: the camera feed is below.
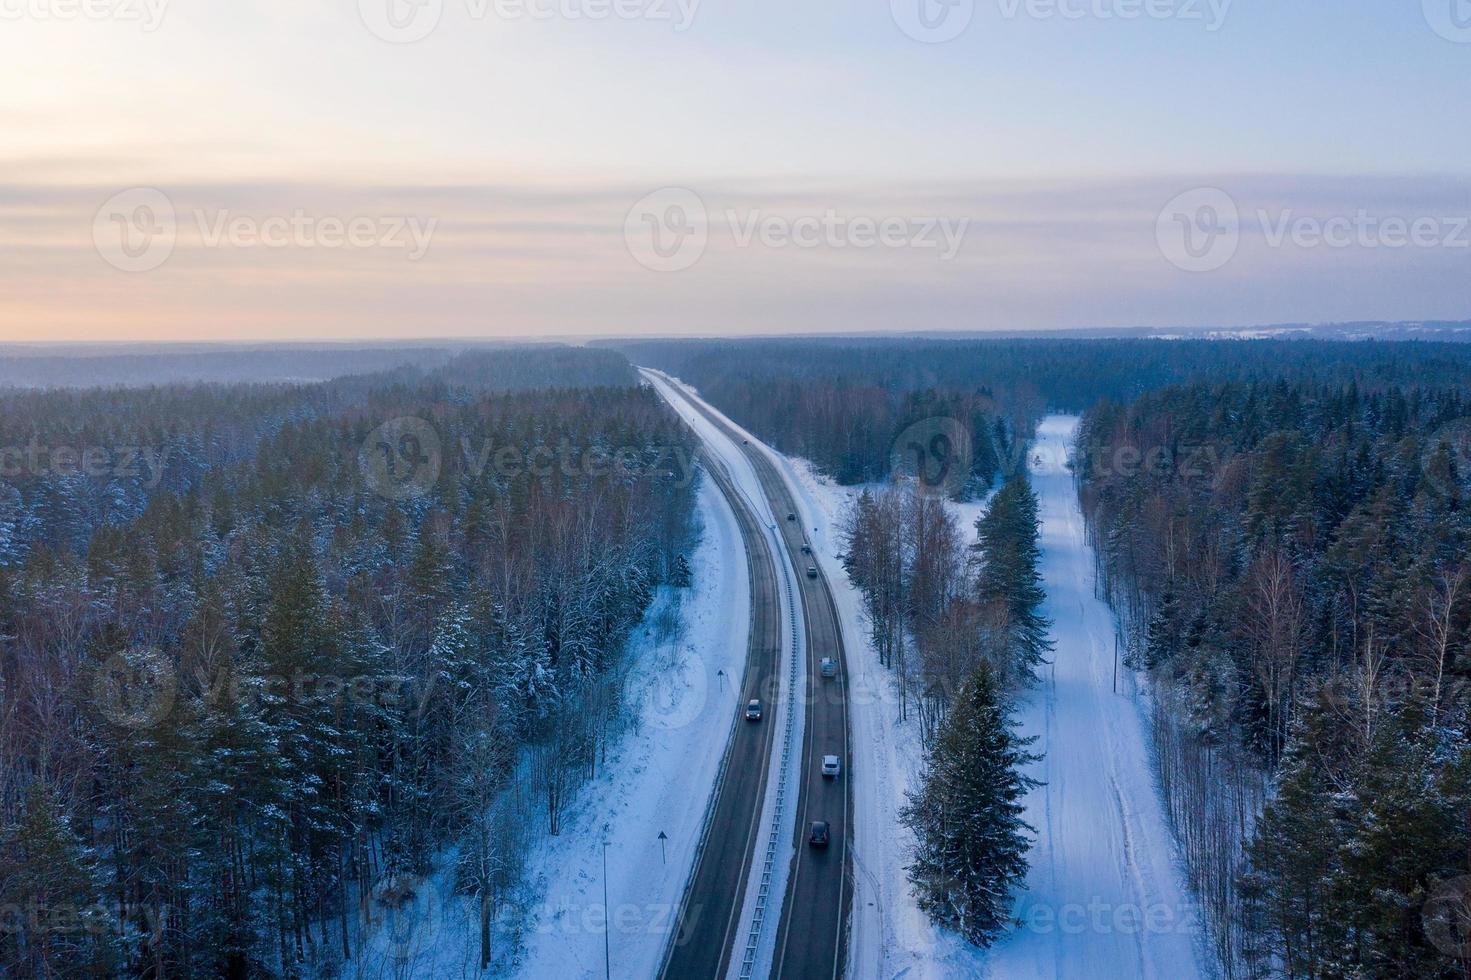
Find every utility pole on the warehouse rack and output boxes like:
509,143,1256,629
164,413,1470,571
1113,637,1119,694
602,840,611,980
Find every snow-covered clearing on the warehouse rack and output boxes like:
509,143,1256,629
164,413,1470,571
988,415,1207,980
774,415,1209,979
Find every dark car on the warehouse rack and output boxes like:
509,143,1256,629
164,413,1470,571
787,513,797,521
808,821,830,847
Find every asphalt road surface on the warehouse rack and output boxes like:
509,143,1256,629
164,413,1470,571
653,398,785,980
663,376,854,980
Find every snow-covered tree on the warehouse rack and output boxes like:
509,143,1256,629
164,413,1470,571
901,661,1039,947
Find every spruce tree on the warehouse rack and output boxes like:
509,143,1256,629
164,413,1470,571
901,661,1039,947
971,475,1053,682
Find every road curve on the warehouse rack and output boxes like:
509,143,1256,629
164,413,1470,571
650,371,854,980
650,385,785,980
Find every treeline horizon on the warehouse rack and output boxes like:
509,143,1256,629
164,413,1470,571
613,337,1471,492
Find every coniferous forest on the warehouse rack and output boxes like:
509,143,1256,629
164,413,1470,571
6,337,1471,979
0,348,696,977
1078,379,1471,978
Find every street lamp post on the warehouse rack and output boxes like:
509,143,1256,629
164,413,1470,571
602,841,611,980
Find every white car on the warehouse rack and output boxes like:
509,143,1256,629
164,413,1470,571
821,755,841,778
820,657,837,678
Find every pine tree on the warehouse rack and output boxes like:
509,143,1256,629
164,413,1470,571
901,661,1040,947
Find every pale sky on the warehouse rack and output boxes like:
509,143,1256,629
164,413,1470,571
2,1,1469,341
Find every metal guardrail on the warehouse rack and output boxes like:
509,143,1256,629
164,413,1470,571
739,521,802,979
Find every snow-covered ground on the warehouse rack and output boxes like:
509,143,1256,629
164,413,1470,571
773,415,1209,979
988,415,1207,980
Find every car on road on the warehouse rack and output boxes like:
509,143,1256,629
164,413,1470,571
821,755,841,778
808,821,830,847
806,565,818,579
801,544,812,554
745,699,762,721
787,512,796,521
820,657,837,678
